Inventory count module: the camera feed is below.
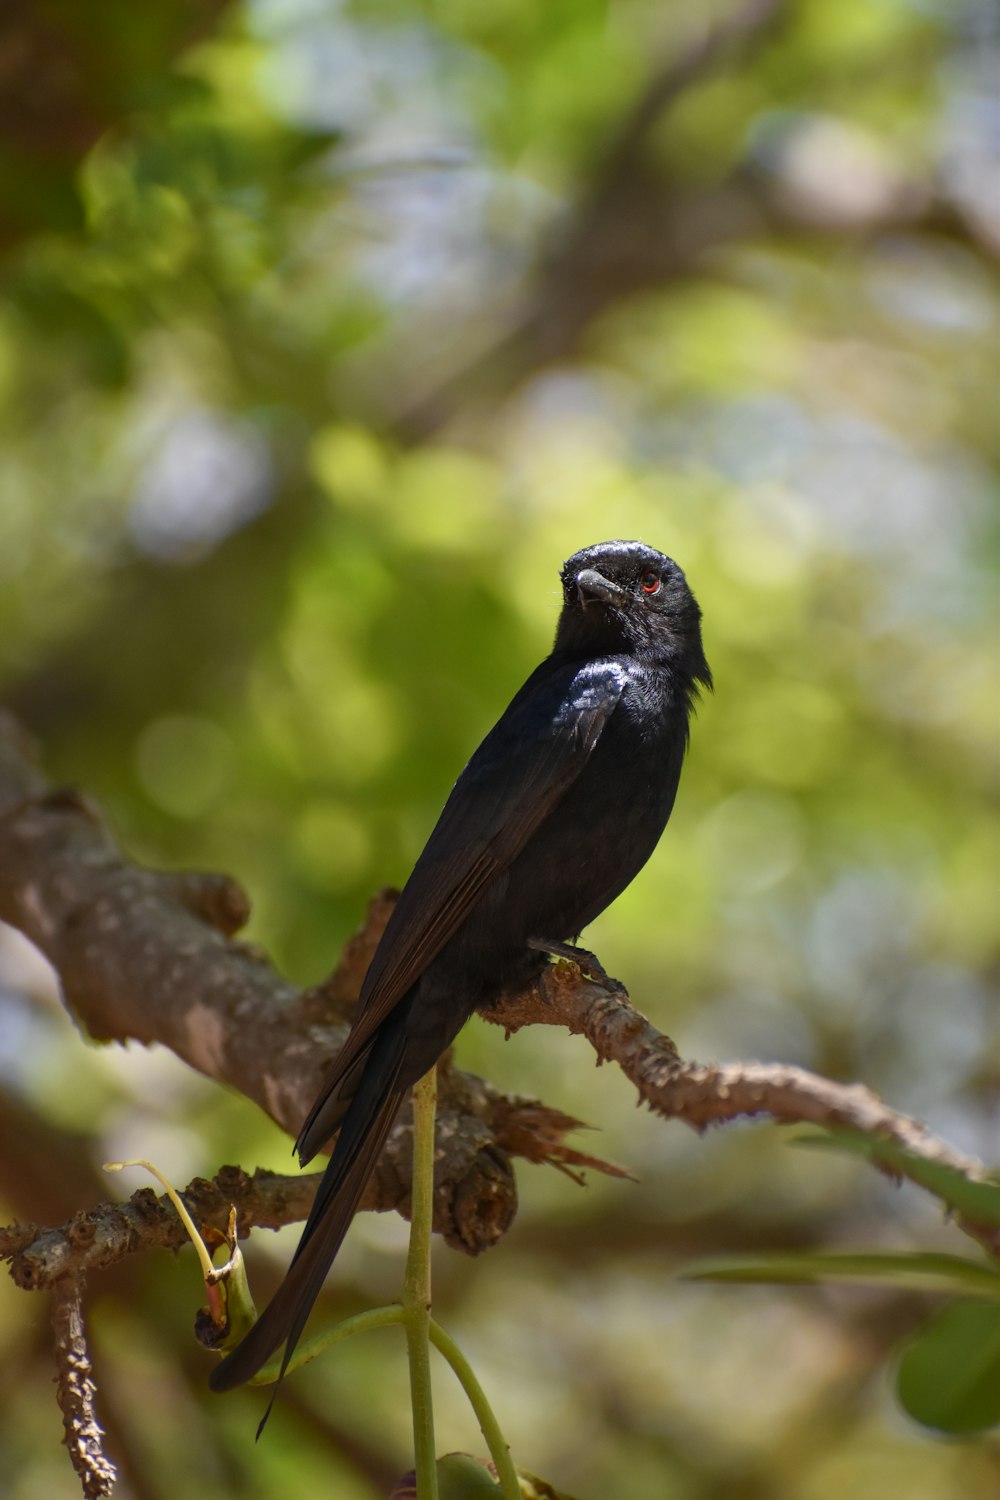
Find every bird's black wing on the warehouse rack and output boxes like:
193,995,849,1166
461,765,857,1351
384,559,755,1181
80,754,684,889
295,656,626,1160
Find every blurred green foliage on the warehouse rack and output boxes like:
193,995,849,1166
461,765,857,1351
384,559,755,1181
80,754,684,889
0,0,998,1497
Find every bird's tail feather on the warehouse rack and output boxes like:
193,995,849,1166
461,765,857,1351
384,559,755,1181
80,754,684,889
295,1044,372,1167
208,1026,408,1421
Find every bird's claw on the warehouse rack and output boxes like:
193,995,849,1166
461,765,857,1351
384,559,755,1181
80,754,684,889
526,937,621,991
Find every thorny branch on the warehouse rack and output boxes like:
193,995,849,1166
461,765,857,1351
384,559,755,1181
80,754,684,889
1,686,998,1500
1,709,997,1279
483,969,1000,1260
50,1275,117,1499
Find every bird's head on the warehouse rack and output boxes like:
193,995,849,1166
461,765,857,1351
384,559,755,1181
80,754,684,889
554,540,712,689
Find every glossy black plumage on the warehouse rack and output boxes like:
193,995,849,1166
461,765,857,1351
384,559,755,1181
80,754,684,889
209,539,710,1404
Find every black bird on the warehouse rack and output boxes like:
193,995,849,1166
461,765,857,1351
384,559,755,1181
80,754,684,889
210,538,710,1399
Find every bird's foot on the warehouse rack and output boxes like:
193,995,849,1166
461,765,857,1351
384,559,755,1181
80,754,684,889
526,937,622,991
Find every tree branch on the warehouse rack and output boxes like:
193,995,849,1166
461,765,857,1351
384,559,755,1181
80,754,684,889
0,711,605,1274
50,1274,117,1499
484,969,1000,1259
2,706,997,1298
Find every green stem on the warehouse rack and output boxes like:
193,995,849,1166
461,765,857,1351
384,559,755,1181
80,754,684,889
403,1066,439,1500
429,1321,521,1500
240,1063,520,1498
249,1303,405,1386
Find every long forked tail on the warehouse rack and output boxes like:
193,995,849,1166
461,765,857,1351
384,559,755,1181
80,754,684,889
208,1030,407,1423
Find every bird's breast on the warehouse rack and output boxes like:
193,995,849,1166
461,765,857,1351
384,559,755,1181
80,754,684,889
433,665,689,995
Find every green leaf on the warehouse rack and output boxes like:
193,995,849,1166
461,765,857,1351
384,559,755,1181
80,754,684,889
681,1250,1000,1298
793,1129,1000,1228
897,1299,1000,1435
436,1454,501,1498
431,1455,583,1500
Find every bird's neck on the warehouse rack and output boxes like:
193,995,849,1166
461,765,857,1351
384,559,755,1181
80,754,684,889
550,640,709,700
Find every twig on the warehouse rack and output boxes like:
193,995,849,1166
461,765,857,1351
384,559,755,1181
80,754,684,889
482,966,1000,1260
5,1149,509,1292
50,1275,117,1498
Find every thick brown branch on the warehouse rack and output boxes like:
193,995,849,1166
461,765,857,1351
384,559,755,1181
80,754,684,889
0,711,588,1269
2,707,997,1289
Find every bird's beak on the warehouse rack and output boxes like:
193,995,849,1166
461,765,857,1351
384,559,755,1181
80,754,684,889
576,568,623,607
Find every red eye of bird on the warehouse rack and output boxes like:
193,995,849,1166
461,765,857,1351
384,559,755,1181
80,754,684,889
641,572,661,595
